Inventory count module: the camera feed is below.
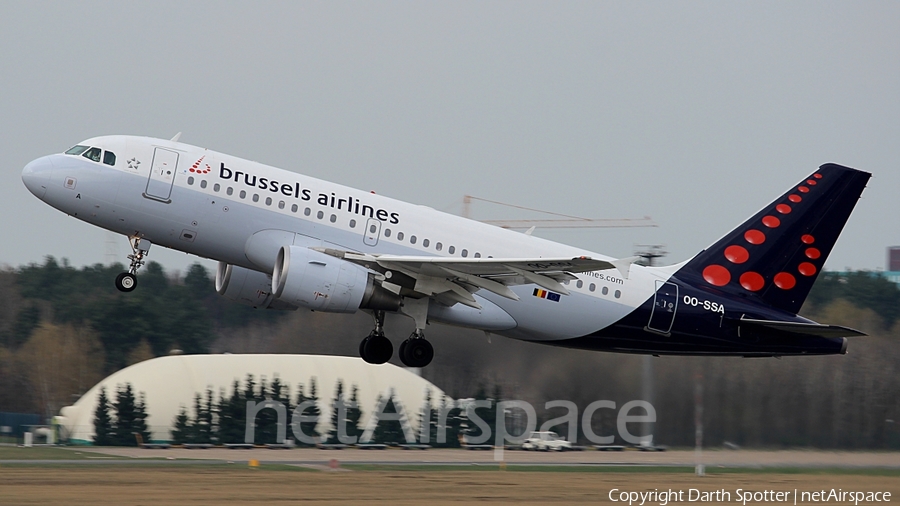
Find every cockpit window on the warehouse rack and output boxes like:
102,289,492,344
82,147,102,163
65,145,89,155
103,151,116,166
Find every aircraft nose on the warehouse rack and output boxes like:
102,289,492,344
22,155,54,199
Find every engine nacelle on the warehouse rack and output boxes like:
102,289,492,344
273,245,401,313
216,262,297,310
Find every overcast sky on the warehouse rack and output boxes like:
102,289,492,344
2,1,898,276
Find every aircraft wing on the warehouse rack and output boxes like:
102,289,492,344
314,248,637,309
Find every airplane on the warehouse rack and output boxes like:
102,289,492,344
21,135,870,367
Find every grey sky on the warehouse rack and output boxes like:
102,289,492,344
2,1,898,275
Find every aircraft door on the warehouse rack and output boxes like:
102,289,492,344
363,218,381,246
646,280,678,336
144,147,179,202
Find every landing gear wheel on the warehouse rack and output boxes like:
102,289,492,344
399,337,434,368
361,334,393,365
115,272,137,292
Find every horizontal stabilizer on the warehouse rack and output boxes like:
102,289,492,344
740,318,866,338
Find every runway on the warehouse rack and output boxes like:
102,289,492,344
23,447,897,468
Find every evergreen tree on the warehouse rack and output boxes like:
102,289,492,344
293,381,320,446
171,406,190,444
134,392,151,444
419,389,440,445
440,396,463,448
197,388,215,444
217,380,244,444
346,384,363,442
112,383,138,446
371,391,405,445
327,379,345,443
187,393,204,443
302,377,321,444
92,386,113,446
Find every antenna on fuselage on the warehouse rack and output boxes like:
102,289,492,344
170,132,182,142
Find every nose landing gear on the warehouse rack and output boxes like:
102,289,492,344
114,237,151,292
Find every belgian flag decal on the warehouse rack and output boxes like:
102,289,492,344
533,288,561,302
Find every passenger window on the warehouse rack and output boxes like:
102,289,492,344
349,219,356,228
252,194,259,202
65,145,89,155
614,290,621,299
602,287,609,295
370,224,377,233
435,242,442,251
240,190,246,199
589,283,596,292
448,246,455,254
278,201,285,209
200,180,208,189
397,232,404,241
474,252,481,258
423,239,430,248
384,229,391,237
187,177,195,185
461,249,468,257
317,210,324,219
213,183,220,192
82,147,102,162
330,214,337,223
291,204,298,213
103,151,116,166
304,207,311,216
265,197,272,206
226,187,233,196
410,235,417,245
576,280,583,289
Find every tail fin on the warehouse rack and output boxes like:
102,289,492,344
679,163,870,314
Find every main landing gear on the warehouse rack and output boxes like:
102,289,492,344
359,310,393,365
358,306,435,368
114,237,151,293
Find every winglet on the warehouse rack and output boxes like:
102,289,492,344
610,256,640,279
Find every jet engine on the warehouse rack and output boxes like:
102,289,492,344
215,262,297,310
272,245,400,313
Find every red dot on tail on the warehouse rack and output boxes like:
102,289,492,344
814,173,823,179
740,271,765,291
776,204,791,214
801,234,815,244
724,245,749,264
762,216,780,228
805,247,821,259
702,265,731,286
806,179,817,185
774,272,796,289
798,262,817,276
744,229,766,245
798,186,810,193
788,194,802,203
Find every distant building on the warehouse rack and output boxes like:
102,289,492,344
56,354,446,445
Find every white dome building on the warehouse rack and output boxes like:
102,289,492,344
56,354,447,445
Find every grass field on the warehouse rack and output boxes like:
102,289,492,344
1,458,898,505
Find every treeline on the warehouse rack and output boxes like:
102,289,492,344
0,258,287,418
167,375,467,447
0,258,898,449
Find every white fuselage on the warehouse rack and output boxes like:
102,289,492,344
22,135,676,342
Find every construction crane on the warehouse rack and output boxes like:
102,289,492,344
462,195,657,230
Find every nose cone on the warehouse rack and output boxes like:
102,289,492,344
22,155,54,199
